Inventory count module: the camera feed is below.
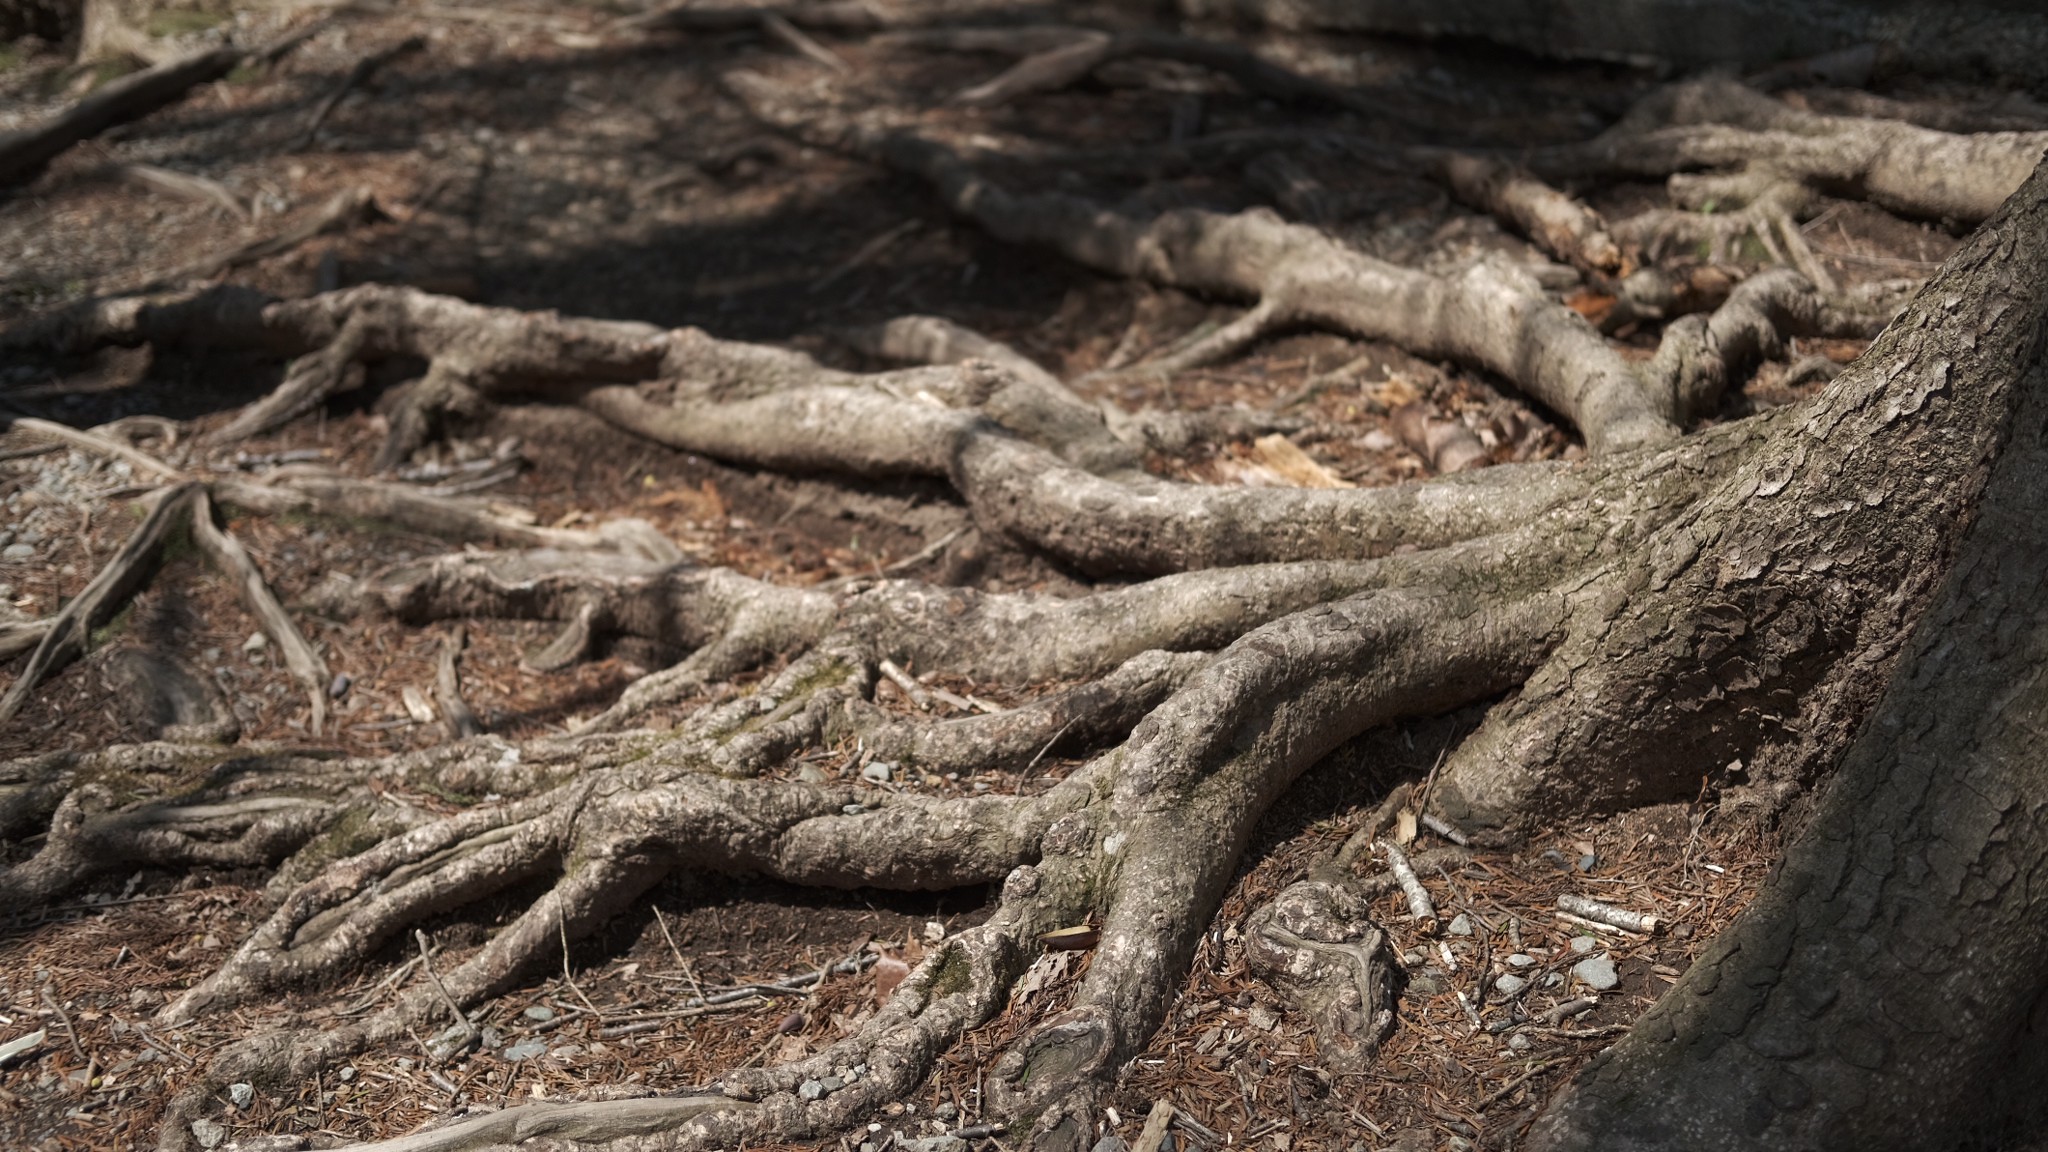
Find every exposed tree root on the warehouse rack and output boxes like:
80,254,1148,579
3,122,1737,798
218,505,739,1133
7,40,2048,1152
0,45,244,187
0,482,201,728
734,76,1887,457
1532,75,2048,227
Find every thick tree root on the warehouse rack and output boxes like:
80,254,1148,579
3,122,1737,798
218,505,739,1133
737,80,1675,453
1530,159,2048,1152
7,53,2045,1152
1434,154,2048,831
1532,75,2048,226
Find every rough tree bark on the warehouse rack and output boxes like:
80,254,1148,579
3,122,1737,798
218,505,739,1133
5,22,2048,1152
1528,166,2048,1151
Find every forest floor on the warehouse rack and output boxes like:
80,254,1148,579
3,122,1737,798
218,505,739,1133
0,1,1995,1149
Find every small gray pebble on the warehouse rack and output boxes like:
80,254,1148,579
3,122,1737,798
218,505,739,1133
797,763,827,785
338,1066,357,1082
1573,954,1620,991
1507,953,1536,968
1494,974,1528,997
502,1040,548,1061
242,632,268,654
229,1082,254,1109
1508,1033,1532,1052
523,1005,556,1022
191,1119,227,1149
1540,848,1568,868
329,672,353,699
861,761,894,784
1446,913,1473,937
821,1075,846,1091
1544,972,1565,988
1570,935,1598,954
798,1079,825,1101
1577,853,1598,872
1,543,35,561
842,803,866,816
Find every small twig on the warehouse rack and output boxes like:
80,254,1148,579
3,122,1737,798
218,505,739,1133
413,930,477,1047
1539,997,1598,1026
558,907,604,1025
818,527,963,590
1421,811,1471,846
190,490,332,734
113,162,248,220
877,658,932,710
174,186,377,282
41,986,87,1065
760,12,849,71
923,683,979,713
810,218,920,292
1476,1058,1566,1111
128,1020,195,1066
651,906,707,1002
293,36,427,151
1024,719,1079,774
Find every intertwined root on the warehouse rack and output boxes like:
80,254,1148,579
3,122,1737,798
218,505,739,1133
7,34,2042,1150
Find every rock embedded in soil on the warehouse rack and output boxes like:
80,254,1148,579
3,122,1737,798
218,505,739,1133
1572,954,1620,990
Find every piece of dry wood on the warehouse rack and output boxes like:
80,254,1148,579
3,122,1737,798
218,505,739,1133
759,11,848,71
1131,1099,1177,1152
435,626,484,740
1390,402,1490,474
1381,839,1439,932
877,658,932,710
6,415,183,480
112,162,248,220
1557,893,1660,934
0,620,54,662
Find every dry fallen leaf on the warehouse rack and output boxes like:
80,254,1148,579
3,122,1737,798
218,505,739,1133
873,955,911,1004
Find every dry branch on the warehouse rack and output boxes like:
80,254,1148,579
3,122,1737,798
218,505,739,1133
188,489,332,735
0,46,242,186
1530,75,2048,226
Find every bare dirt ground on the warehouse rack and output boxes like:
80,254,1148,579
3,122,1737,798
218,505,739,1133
0,2,1998,1149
